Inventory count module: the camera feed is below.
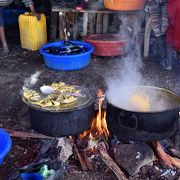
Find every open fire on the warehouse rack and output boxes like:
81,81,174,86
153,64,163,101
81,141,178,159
72,88,180,178
78,89,109,141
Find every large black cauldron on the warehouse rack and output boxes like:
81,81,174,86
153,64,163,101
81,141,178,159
106,86,180,141
22,86,95,137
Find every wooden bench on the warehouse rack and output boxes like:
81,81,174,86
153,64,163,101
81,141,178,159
50,7,144,41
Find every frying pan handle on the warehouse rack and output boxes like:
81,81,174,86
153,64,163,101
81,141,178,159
118,112,138,129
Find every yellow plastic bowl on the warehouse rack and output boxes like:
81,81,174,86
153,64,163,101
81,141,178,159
104,0,146,11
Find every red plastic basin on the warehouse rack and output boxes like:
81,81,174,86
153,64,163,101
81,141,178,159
83,34,128,57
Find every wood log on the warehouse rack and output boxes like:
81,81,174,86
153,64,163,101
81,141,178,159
96,13,103,34
153,142,180,168
153,141,173,168
82,12,88,36
2,128,55,140
144,13,152,57
50,12,58,41
74,143,88,171
168,156,180,169
98,142,128,180
81,151,94,170
103,14,109,33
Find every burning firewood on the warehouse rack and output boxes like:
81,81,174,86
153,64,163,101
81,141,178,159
98,142,128,180
153,142,180,169
81,151,94,170
74,142,88,171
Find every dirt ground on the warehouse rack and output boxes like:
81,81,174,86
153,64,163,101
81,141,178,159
0,27,180,179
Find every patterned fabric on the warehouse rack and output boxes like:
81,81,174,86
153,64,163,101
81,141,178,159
0,0,33,7
146,0,168,37
167,0,180,49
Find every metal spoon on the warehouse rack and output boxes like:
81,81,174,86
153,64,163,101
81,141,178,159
40,85,86,98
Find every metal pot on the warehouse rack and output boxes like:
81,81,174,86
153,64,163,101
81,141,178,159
106,86,180,141
22,86,95,137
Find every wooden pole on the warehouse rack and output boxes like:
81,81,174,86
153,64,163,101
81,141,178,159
144,13,152,57
82,12,88,36
2,128,55,140
98,142,128,180
59,12,66,40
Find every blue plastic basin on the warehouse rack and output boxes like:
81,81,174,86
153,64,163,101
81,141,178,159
21,173,43,180
0,128,12,165
40,41,94,71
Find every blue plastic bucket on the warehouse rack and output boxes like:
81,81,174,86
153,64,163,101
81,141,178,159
21,173,43,180
40,41,94,71
0,128,12,165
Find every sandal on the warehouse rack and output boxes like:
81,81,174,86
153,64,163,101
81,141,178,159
160,59,172,71
172,51,180,65
2,47,9,55
164,66,172,71
160,58,167,68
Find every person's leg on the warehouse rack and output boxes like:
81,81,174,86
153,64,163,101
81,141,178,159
0,26,9,50
156,3,168,66
174,2,180,52
161,3,168,35
0,7,9,53
148,1,161,37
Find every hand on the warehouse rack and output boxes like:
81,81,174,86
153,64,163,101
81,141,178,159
32,12,41,21
29,4,41,21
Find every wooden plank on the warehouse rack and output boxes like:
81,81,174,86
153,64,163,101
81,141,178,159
73,12,79,40
103,14,109,33
59,12,66,40
82,12,89,36
2,128,55,140
50,11,58,41
96,13,103,33
52,6,143,15
88,13,95,34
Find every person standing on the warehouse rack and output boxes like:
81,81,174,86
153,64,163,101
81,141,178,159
0,0,40,54
165,0,180,70
145,0,169,65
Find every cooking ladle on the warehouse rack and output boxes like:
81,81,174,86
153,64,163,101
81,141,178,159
40,85,86,98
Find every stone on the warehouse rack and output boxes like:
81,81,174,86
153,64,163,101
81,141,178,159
57,137,73,162
114,143,155,176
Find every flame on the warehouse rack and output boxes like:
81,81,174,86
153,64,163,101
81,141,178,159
78,89,109,140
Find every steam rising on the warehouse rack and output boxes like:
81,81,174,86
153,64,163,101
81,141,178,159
105,14,176,111
23,71,41,89
106,15,144,106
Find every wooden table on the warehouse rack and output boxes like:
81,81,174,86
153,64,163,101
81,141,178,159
50,7,144,41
